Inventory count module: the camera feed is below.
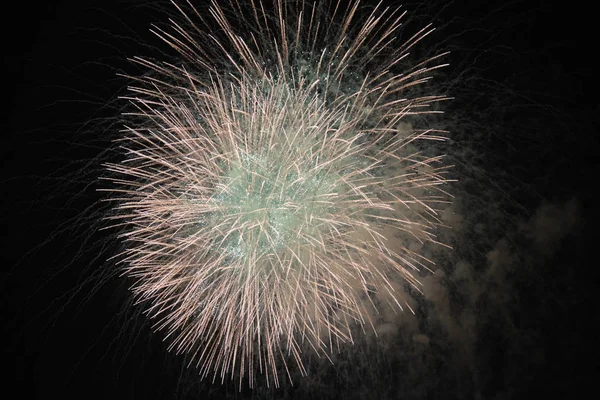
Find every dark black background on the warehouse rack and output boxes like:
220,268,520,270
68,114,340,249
2,0,597,399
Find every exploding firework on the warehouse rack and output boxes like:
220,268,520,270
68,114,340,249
103,0,451,387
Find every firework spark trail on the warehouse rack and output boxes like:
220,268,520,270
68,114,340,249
103,0,452,388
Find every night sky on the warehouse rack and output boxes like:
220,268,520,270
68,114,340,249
2,0,597,399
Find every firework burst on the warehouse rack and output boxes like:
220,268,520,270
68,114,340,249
103,0,452,388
